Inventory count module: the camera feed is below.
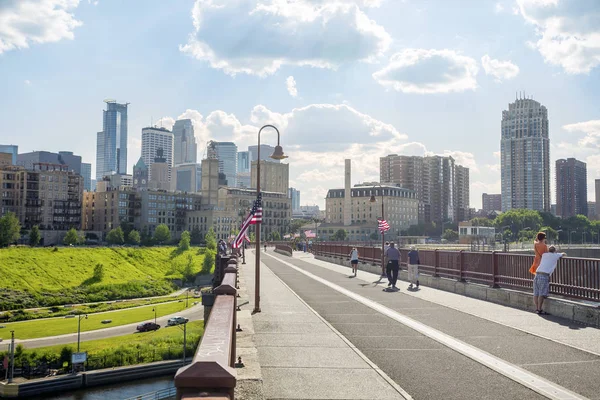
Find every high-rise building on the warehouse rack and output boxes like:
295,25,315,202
133,157,149,191
173,163,202,193
587,202,597,220
0,153,12,167
149,148,170,191
237,151,250,173
482,193,502,214
81,163,92,191
555,158,587,218
0,145,18,165
96,100,128,180
248,144,280,164
172,119,197,165
141,126,173,183
501,97,550,212
288,187,301,211
251,160,289,194
17,151,82,174
380,154,469,224
201,158,219,206
208,141,237,187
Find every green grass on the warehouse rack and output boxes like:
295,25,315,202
0,300,193,340
0,247,209,310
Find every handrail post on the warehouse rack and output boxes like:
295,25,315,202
491,251,499,288
434,249,439,277
458,250,465,282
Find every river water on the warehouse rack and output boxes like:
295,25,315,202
40,376,174,400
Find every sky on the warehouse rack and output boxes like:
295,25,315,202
1,0,599,210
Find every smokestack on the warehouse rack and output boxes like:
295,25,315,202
344,159,351,226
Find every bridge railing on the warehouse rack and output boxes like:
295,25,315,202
312,244,600,302
174,259,239,400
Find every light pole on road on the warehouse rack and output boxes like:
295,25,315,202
370,184,385,277
77,314,88,353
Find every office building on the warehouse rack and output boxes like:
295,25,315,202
142,126,173,182
501,97,550,212
133,157,149,191
251,160,289,194
482,193,502,214
81,163,92,191
0,153,12,167
288,187,301,211
17,151,82,174
201,158,220,206
380,154,469,224
587,202,597,220
248,144,280,164
173,163,202,193
96,100,128,180
556,158,587,218
0,145,18,165
172,119,197,165
208,141,237,187
149,148,170,191
236,151,251,188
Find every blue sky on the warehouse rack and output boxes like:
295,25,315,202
1,0,599,209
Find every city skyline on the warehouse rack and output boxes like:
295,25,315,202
1,1,599,209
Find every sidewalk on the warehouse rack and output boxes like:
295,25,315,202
243,250,409,399
293,251,600,356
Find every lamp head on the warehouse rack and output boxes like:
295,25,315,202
270,145,288,160
369,195,377,203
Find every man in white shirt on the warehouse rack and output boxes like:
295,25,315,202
533,246,566,315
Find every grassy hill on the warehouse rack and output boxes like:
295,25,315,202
0,247,208,311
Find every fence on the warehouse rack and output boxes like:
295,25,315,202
313,243,600,302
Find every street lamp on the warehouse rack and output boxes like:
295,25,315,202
77,314,88,353
175,321,188,365
370,184,385,277
569,231,576,246
254,125,287,313
152,307,157,324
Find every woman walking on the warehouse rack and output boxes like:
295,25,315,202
529,232,548,275
349,247,359,277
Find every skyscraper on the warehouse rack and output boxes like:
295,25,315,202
172,119,197,165
251,160,289,194
288,187,301,211
141,126,173,183
556,158,587,218
17,151,82,174
501,97,550,212
237,151,250,173
482,193,502,213
96,100,128,180
0,145,18,165
81,163,92,191
208,141,237,187
248,145,280,164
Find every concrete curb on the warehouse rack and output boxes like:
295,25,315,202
315,255,600,328
274,248,292,257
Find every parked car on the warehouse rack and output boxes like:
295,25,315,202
167,316,189,326
136,322,160,332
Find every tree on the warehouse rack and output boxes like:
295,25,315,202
369,232,379,240
179,230,191,251
93,263,105,281
29,225,41,247
190,227,202,245
183,254,195,282
205,227,216,251
141,226,153,246
154,224,171,244
107,227,125,245
332,229,348,241
288,219,305,235
201,250,215,274
540,226,558,241
494,209,543,237
470,217,493,227
119,219,134,239
0,212,21,247
442,229,458,242
63,228,80,246
127,230,141,245
271,231,281,241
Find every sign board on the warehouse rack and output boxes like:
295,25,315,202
72,352,87,364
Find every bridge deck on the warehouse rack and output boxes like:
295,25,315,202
242,249,600,400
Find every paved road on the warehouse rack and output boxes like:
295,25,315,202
15,303,204,349
256,251,600,400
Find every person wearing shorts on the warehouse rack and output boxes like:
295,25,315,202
349,247,359,277
533,246,565,315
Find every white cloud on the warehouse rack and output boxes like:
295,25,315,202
286,76,298,98
563,120,600,147
179,0,391,76
516,0,600,74
494,2,504,13
373,49,479,94
24,79,31,85
481,55,520,81
0,0,83,55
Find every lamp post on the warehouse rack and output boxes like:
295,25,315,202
254,125,287,313
556,229,563,247
569,231,576,247
77,314,88,353
582,232,586,246
370,184,385,277
152,307,157,325
175,321,188,365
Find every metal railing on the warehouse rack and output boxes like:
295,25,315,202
313,243,600,302
124,386,177,400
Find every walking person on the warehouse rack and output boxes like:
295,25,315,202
529,232,548,275
381,241,390,278
264,242,267,252
349,247,359,277
384,242,401,290
533,246,566,315
407,246,420,290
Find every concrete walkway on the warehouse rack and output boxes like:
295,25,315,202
243,249,409,400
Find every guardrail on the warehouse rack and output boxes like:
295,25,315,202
124,386,177,400
174,258,239,400
313,244,600,302
275,244,293,256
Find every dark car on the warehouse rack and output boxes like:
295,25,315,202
136,322,160,332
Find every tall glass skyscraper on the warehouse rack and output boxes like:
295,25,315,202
208,141,237,187
172,119,197,165
0,145,18,165
96,100,129,180
501,97,550,212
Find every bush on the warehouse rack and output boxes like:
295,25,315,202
93,263,105,281
201,250,215,275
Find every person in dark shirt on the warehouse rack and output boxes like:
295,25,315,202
384,242,401,290
407,246,420,290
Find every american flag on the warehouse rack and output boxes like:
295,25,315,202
378,218,390,233
232,193,262,249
